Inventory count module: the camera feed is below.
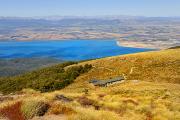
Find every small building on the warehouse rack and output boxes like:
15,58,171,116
89,77,124,87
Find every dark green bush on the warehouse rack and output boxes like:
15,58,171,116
0,62,92,94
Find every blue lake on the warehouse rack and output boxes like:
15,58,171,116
0,40,152,60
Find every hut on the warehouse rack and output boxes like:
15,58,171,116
89,77,124,87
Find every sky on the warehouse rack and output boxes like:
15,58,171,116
0,0,180,17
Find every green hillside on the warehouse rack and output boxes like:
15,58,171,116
0,58,63,77
0,61,92,94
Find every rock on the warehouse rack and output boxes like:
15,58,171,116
55,95,73,103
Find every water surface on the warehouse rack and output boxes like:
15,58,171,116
0,40,152,60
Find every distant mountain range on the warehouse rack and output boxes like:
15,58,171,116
1,15,180,20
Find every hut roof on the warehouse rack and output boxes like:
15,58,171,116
89,76,124,86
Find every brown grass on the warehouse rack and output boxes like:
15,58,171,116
47,101,76,115
77,96,95,106
0,102,25,120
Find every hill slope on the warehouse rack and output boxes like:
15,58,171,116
60,48,180,120
0,62,92,94
0,49,179,120
64,48,180,91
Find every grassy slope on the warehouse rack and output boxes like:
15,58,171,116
59,48,180,119
0,49,180,120
64,48,180,92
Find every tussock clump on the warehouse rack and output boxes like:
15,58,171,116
77,96,102,110
77,96,95,106
21,100,49,119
